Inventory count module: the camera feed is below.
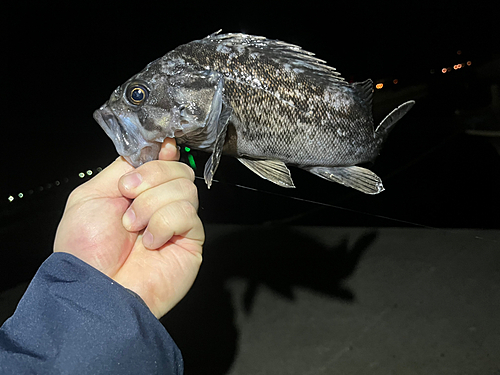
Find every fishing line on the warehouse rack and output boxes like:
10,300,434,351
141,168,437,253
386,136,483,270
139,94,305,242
197,176,498,243
196,176,438,229
191,135,454,230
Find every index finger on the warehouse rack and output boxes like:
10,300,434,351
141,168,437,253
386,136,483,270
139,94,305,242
119,160,195,199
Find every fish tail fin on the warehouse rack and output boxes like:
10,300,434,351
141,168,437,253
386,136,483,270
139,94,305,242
375,100,415,139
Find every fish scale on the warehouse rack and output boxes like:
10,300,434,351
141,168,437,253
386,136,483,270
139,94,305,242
94,31,415,194
168,39,377,166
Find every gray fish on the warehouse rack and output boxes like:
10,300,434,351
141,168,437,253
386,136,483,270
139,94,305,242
94,31,414,194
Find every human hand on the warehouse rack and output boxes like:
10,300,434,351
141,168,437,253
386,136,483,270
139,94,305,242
54,138,204,318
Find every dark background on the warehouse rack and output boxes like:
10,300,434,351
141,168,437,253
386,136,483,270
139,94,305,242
1,2,499,282
1,3,499,374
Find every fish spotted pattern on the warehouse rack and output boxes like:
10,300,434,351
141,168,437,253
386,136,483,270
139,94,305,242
94,31,414,194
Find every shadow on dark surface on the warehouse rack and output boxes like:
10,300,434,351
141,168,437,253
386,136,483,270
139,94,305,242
162,224,377,374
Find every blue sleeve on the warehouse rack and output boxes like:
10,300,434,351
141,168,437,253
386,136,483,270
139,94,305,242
0,252,183,375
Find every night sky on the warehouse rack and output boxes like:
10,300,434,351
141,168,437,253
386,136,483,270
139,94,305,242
2,2,499,229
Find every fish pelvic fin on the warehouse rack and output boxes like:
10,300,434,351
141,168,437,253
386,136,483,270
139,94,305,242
204,77,232,188
375,100,415,138
304,166,384,194
238,158,295,188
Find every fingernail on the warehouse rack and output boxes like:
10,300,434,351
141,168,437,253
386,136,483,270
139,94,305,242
143,230,154,248
122,172,142,190
122,207,136,229
164,142,178,153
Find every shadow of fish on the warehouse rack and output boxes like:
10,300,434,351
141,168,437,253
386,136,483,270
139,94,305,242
94,31,414,194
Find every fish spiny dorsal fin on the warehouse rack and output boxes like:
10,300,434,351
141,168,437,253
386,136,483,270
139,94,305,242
353,79,374,112
202,33,346,85
206,29,222,38
375,100,415,138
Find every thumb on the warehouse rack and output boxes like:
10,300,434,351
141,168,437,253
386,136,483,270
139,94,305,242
158,138,180,161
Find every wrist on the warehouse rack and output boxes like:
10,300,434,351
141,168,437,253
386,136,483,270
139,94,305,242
112,274,166,319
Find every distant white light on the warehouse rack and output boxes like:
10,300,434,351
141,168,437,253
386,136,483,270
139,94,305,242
55,181,60,186
96,167,102,172
18,193,24,198
86,170,93,176
8,196,14,202
79,172,85,178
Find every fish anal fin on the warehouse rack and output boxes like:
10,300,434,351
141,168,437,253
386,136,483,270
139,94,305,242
304,166,384,194
238,158,295,188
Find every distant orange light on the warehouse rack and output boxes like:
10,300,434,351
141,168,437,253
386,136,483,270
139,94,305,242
467,61,472,66
393,79,398,84
447,67,452,72
453,65,458,70
442,68,447,73
375,83,384,89
457,63,462,69
457,50,462,55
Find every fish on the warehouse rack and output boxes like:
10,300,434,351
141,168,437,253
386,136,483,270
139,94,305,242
94,31,415,194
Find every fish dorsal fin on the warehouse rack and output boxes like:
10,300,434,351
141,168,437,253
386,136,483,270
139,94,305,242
203,77,232,188
375,100,415,136
353,79,374,111
304,166,384,194
203,33,345,85
238,158,295,188
206,29,222,38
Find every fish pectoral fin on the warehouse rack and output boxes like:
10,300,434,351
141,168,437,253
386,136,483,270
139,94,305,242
238,158,295,188
203,77,232,188
304,166,384,194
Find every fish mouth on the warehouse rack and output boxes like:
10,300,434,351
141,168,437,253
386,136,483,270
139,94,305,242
93,104,161,167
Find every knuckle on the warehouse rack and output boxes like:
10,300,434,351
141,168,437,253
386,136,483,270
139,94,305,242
67,184,85,203
154,205,174,229
176,199,197,220
139,160,194,183
143,160,166,179
175,178,198,202
152,200,195,230
180,163,195,181
143,191,164,214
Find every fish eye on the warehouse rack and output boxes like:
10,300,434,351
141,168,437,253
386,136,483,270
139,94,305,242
126,83,149,105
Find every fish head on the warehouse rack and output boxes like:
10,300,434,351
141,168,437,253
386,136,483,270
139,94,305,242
94,62,222,167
